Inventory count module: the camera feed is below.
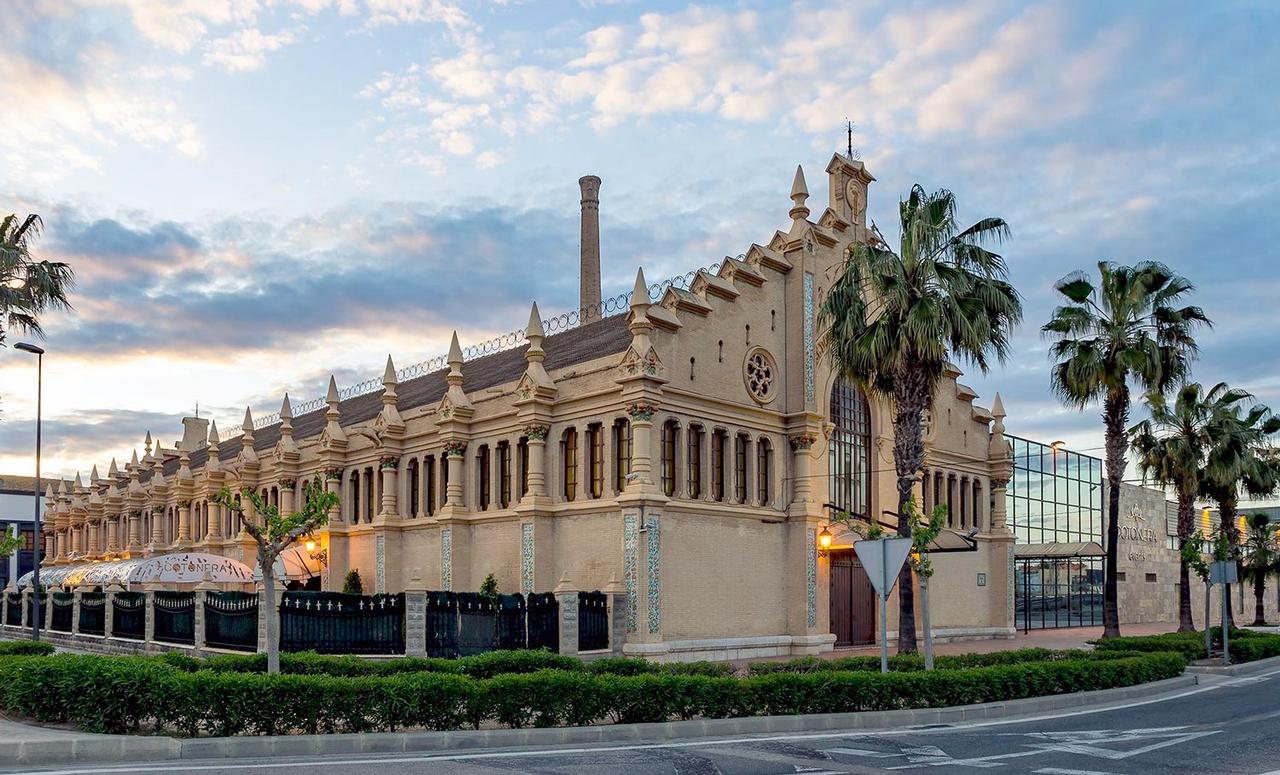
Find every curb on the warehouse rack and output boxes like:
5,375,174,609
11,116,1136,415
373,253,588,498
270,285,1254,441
1186,653,1280,677
0,675,1198,767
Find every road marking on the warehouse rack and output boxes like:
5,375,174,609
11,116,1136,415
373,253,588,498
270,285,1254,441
1034,769,1117,775
10,679,1248,775
826,747,900,758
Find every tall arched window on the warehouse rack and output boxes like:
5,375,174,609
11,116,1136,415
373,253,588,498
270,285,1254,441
829,378,872,518
562,428,578,502
661,419,678,497
612,418,631,493
687,424,704,498
757,437,772,506
477,444,491,510
407,458,420,517
425,455,437,516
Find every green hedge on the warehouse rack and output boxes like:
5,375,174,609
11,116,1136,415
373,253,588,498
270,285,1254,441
0,641,55,657
1090,629,1280,663
0,651,1185,737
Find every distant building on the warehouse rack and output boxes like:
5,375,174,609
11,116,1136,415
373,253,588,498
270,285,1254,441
0,475,44,590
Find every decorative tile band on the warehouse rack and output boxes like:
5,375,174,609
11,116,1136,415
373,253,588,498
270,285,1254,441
1006,544,1015,627
622,514,638,633
441,527,453,592
520,523,534,595
806,527,817,627
803,271,816,406
646,514,661,634
375,534,386,594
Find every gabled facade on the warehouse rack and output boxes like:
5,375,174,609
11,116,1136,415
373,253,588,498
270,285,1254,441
35,155,1017,660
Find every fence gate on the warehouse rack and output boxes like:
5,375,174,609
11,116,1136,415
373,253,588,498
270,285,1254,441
577,591,609,652
495,594,527,650
79,592,106,636
280,591,405,655
456,592,497,656
204,591,259,651
424,591,459,658
526,592,559,652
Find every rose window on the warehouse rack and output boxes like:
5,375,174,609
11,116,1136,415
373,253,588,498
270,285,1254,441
744,348,777,403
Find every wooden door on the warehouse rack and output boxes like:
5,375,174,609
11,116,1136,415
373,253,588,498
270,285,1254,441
830,549,875,646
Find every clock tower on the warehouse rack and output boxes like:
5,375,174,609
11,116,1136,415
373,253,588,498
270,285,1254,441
825,153,875,243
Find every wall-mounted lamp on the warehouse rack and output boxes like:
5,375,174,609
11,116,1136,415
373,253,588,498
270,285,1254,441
817,526,833,558
303,538,328,568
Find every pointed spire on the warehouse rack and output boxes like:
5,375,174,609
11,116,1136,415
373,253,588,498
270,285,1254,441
323,374,348,449
90,465,99,486
242,406,254,433
73,472,83,489
144,430,153,454
326,374,340,404
108,458,119,478
279,394,293,421
448,331,463,369
129,449,139,467
992,392,1005,419
208,420,220,446
57,478,68,497
43,483,54,501
789,164,810,222
382,355,397,389
526,302,544,340
990,392,1006,440
630,267,649,314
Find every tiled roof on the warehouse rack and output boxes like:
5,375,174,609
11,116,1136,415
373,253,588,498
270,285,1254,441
149,315,632,479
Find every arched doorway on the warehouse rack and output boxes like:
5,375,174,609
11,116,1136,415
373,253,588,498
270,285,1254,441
828,377,875,646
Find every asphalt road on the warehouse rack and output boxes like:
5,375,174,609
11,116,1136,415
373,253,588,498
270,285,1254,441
9,667,1280,775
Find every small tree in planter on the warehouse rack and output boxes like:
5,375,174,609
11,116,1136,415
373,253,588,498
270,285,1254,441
342,569,364,595
214,476,339,674
480,573,499,600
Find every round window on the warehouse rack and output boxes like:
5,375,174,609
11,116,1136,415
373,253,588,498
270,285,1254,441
743,347,778,404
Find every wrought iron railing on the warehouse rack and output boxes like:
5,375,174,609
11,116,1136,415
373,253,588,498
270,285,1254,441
251,260,724,429
526,592,559,652
154,591,196,645
79,592,106,636
279,591,404,655
496,593,527,650
112,591,146,640
5,592,22,626
50,592,74,632
204,591,258,651
456,592,496,657
424,591,458,658
577,591,609,652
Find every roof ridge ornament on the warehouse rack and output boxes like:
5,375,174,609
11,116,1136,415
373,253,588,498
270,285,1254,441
789,164,810,222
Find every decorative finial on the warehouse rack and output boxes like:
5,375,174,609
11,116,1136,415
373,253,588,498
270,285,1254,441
242,406,254,433
383,355,398,389
448,331,463,369
90,465,99,486
129,449,139,467
109,458,120,478
526,302,544,341
629,267,651,322
789,164,810,222
279,394,293,421
326,375,340,404
73,472,83,489
208,420,220,446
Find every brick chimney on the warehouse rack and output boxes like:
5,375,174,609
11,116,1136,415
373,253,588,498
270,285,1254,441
579,175,601,322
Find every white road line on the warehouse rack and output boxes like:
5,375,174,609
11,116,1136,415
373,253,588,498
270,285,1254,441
1034,769,1117,775
6,680,1246,775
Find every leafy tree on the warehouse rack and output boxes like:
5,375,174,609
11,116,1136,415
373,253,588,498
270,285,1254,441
214,476,339,673
819,185,1021,653
342,569,364,595
0,528,22,560
1131,382,1247,631
1044,261,1209,638
1241,513,1280,626
0,214,74,346
906,502,946,669
1201,400,1280,626
1183,530,1226,657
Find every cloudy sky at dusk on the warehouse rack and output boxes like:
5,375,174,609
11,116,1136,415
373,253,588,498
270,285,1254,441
0,0,1276,484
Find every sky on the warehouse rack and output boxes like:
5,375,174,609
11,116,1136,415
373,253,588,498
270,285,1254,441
0,0,1277,487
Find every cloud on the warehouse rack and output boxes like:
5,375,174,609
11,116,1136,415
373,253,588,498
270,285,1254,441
203,26,301,72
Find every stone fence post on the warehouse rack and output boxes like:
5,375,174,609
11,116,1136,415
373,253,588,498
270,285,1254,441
72,589,82,635
602,575,627,657
554,573,578,657
144,589,156,644
104,587,116,639
44,590,53,632
404,574,427,658
20,590,28,629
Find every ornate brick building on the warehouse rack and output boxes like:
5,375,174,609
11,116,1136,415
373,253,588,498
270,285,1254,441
32,154,1019,660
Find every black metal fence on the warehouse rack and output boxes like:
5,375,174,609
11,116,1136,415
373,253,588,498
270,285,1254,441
527,592,559,651
27,594,44,629
577,591,609,652
154,592,196,645
79,592,106,636
112,591,146,640
50,592,74,633
204,591,258,651
6,592,22,626
280,592,404,655
424,592,558,657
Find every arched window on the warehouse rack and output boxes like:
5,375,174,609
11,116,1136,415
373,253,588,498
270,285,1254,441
687,424,703,498
757,438,772,506
711,429,727,502
477,444,491,510
425,455,437,516
349,471,360,523
829,378,872,518
587,423,604,498
661,419,678,497
407,458,420,517
734,433,749,503
497,441,512,508
518,438,530,498
562,428,578,502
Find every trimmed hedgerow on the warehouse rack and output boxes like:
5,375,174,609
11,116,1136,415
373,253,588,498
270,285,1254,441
1090,628,1280,663
0,650,1185,737
0,641,55,657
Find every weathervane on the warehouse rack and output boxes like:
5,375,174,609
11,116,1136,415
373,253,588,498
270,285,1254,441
845,118,861,161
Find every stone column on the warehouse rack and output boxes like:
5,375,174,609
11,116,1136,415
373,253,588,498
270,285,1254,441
990,477,1009,533
527,431,548,497
144,590,156,643
280,480,297,517
403,587,427,658
379,460,398,518
788,435,817,509
149,508,165,547
178,502,192,546
445,446,465,508
603,575,627,656
19,590,27,628
127,512,142,551
71,589,82,635
103,588,115,639
324,470,342,524
207,501,222,542
742,434,755,505
628,408,655,489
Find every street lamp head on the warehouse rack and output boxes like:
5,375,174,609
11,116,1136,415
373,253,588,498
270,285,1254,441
14,342,44,355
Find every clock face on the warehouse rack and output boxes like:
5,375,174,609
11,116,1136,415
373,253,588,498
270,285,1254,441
845,180,861,218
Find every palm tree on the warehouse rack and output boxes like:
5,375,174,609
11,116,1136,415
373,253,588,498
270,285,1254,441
1240,512,1280,626
819,185,1022,653
0,214,74,345
1044,262,1209,638
1202,407,1280,626
1131,382,1247,631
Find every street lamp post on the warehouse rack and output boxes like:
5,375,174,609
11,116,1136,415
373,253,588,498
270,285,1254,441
14,342,44,642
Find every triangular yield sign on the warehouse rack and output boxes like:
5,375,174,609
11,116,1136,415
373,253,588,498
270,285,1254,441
854,537,913,598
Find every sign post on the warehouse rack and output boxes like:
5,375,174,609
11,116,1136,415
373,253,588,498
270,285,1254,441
1210,560,1238,666
855,537,913,673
